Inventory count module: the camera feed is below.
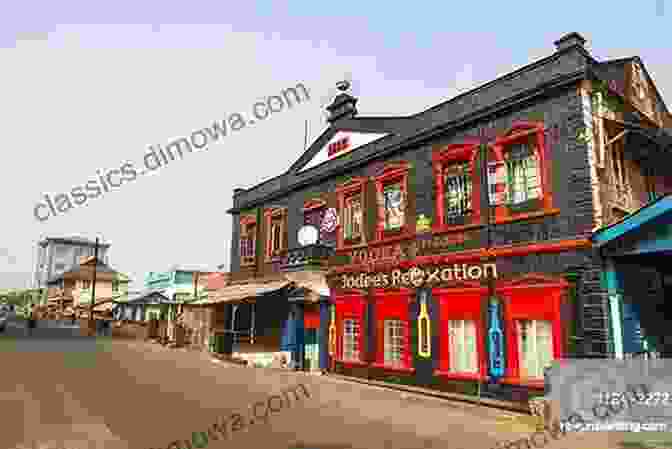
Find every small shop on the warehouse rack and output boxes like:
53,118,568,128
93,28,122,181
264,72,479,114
592,193,672,358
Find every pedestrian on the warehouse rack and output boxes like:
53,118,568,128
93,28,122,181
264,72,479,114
27,306,37,336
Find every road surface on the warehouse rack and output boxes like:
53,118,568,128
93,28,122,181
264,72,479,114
0,316,640,449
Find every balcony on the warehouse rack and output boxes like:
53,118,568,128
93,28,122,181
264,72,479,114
602,182,642,214
280,244,334,271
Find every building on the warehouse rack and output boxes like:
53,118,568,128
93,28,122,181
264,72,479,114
34,237,111,288
592,193,672,358
44,256,127,318
143,266,213,302
226,33,672,401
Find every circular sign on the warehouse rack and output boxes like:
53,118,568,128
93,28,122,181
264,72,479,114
297,225,318,246
321,208,338,233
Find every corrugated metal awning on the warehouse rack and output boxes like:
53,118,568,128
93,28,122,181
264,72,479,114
192,280,289,305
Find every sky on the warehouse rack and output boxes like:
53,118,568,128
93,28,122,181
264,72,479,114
0,0,669,290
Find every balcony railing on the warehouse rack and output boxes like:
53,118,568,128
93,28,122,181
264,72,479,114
280,244,334,271
602,182,643,214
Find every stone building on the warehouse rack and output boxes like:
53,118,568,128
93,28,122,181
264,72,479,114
225,33,672,401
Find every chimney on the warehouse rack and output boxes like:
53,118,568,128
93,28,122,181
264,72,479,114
326,80,358,123
554,32,586,52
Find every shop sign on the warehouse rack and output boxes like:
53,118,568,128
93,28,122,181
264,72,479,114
349,231,473,264
339,263,497,289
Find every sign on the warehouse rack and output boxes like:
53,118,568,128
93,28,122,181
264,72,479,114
327,137,350,157
488,297,505,379
298,131,389,172
297,225,318,246
339,263,497,289
348,232,473,264
321,208,338,233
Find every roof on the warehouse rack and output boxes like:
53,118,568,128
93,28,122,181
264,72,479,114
124,289,175,304
46,261,118,284
592,193,672,246
39,236,111,248
191,279,289,305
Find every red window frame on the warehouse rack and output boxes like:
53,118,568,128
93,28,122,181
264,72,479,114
495,274,567,387
373,162,411,243
264,207,287,262
371,288,415,373
335,177,368,251
434,283,489,381
433,139,482,232
239,214,257,267
490,121,553,222
333,293,368,367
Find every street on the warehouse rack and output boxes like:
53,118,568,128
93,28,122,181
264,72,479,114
0,317,635,449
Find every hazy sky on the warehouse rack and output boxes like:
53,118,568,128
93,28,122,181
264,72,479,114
1,1,669,289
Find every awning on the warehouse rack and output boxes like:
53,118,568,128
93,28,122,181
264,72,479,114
192,280,290,305
283,271,330,300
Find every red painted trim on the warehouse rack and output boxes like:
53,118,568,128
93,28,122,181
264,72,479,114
335,359,370,367
335,177,368,251
304,310,320,329
329,239,592,274
302,199,327,212
499,377,545,389
373,162,411,243
433,370,489,382
371,363,416,374
372,289,413,369
333,293,367,363
433,141,482,231
435,287,487,377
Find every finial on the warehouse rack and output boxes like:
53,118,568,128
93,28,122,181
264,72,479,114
336,80,351,92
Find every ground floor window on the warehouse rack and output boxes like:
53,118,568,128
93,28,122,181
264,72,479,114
343,318,361,361
448,319,478,373
517,319,552,379
383,319,405,366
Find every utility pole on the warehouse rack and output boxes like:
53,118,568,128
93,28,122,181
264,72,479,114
89,237,99,335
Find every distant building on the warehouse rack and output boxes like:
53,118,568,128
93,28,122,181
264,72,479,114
34,237,111,288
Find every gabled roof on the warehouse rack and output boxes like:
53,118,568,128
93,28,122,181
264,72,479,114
46,259,119,284
592,193,672,246
124,289,175,304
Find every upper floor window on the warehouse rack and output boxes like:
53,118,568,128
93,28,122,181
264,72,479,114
373,162,410,241
382,182,405,231
504,141,541,205
343,194,363,241
264,208,287,262
336,177,367,249
112,281,119,292
433,142,481,230
444,161,472,218
239,215,257,266
82,280,91,290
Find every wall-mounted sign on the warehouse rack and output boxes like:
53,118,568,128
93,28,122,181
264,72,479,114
297,225,319,247
417,289,431,358
327,137,350,157
339,263,497,289
299,131,390,173
348,231,473,264
488,297,505,379
321,208,338,233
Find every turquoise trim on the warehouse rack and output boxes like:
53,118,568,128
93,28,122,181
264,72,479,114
592,194,672,246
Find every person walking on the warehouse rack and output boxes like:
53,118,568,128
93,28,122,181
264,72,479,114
27,305,37,336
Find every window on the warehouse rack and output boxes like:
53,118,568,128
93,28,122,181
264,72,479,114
343,194,363,240
239,218,257,266
112,281,119,293
82,280,91,290
516,320,553,379
444,162,472,219
264,208,286,261
504,141,540,205
383,319,405,366
383,183,405,231
373,162,410,241
448,320,478,373
342,318,361,361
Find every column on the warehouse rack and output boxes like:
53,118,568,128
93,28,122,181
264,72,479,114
603,258,624,359
292,302,305,370
319,299,330,371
